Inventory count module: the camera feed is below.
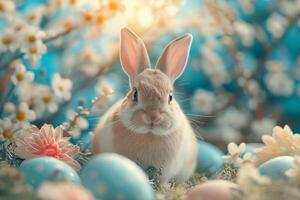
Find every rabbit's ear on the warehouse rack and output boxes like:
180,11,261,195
156,34,192,82
120,28,151,84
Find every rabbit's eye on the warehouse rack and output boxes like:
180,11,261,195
169,93,173,104
133,88,138,102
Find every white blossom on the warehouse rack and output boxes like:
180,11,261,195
66,110,89,138
0,0,15,19
266,13,288,38
217,107,249,129
251,118,276,137
21,40,47,66
79,47,102,77
52,74,73,101
265,72,294,96
238,152,255,165
0,118,20,141
21,26,46,48
3,102,16,113
286,156,300,178
35,85,59,113
0,28,19,52
237,163,271,190
279,0,300,17
222,142,246,164
11,64,34,86
15,102,36,123
191,89,215,114
233,20,255,46
200,45,229,87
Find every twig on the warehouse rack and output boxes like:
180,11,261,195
35,50,119,125
0,84,15,116
206,11,300,121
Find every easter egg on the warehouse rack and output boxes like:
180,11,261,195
80,153,154,200
186,180,239,200
19,157,80,189
258,156,294,180
196,141,224,176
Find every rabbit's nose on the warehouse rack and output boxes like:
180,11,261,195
148,110,162,123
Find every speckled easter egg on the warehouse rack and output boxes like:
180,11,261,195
196,141,224,176
258,156,294,180
80,153,154,200
19,157,80,189
186,180,239,200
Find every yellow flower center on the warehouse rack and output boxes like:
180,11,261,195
83,13,93,22
69,0,78,6
3,129,13,139
15,25,23,32
109,0,119,11
64,21,74,30
0,3,4,12
29,47,37,54
28,14,37,21
96,14,106,25
2,37,11,45
16,73,24,81
28,35,37,43
58,85,64,91
42,95,52,104
16,111,26,121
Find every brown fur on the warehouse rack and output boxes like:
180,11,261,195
93,28,197,182
112,112,182,169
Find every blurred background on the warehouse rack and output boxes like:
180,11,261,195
1,0,300,150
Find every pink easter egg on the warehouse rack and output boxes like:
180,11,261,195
186,180,238,200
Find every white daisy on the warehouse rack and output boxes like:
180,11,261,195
21,40,47,66
26,6,45,25
52,74,73,101
3,102,16,113
35,85,58,113
0,118,20,141
0,28,19,52
15,102,36,123
0,0,15,19
21,26,46,48
11,64,34,86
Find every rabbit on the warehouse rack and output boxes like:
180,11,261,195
92,27,197,183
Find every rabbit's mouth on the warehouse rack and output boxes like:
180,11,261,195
149,122,157,130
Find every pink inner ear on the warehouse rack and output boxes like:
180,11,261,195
166,38,191,79
120,33,141,76
120,28,150,79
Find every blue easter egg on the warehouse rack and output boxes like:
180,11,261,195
80,153,154,200
196,141,224,176
19,157,80,189
258,156,294,180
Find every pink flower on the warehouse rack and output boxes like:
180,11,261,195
37,182,95,200
15,124,81,171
